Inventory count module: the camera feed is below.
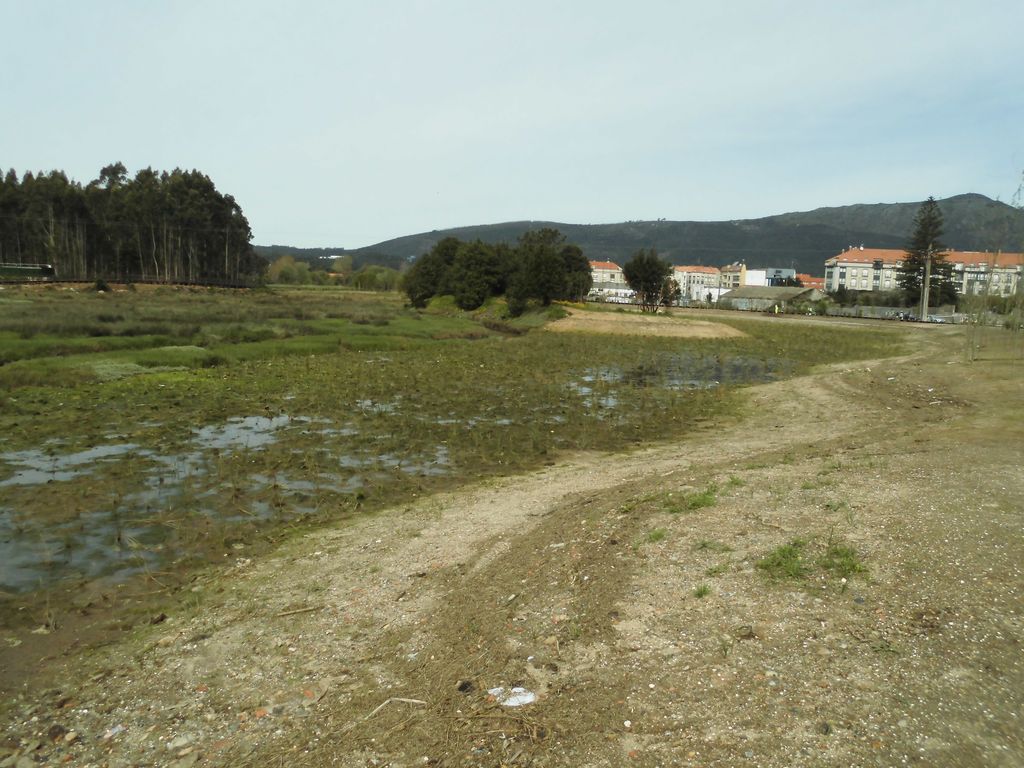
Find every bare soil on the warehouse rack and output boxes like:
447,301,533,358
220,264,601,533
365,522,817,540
546,309,747,338
2,319,1022,768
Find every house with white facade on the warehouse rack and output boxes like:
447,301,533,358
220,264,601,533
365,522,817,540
672,265,726,303
588,260,634,302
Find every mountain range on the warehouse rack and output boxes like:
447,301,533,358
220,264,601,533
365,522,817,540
255,193,1024,276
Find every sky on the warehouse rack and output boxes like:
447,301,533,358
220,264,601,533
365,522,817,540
2,1,1022,248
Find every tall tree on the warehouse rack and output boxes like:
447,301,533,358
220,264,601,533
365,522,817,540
560,243,593,302
448,240,502,310
515,228,567,306
402,236,461,307
623,248,672,312
0,164,261,282
898,197,957,308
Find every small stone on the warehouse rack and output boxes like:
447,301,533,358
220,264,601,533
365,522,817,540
819,722,832,735
167,735,193,751
170,753,199,768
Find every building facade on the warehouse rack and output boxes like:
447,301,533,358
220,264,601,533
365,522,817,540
672,265,722,302
589,260,624,285
588,260,634,302
824,247,1024,296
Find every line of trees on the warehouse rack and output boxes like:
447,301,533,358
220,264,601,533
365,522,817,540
402,228,592,314
0,163,264,282
265,254,401,291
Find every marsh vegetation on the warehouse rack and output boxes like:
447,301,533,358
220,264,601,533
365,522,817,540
0,285,903,600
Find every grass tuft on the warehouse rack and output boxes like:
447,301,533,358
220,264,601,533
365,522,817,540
819,541,866,579
756,539,809,579
646,528,667,544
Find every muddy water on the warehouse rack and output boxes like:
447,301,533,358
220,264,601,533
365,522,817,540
0,354,783,594
0,415,451,593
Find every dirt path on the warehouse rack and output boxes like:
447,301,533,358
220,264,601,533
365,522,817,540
2,326,1022,767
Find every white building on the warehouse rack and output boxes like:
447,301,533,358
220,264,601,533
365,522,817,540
672,265,724,303
824,247,1024,296
588,260,634,302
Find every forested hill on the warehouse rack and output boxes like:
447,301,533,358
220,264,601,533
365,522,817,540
265,194,1024,276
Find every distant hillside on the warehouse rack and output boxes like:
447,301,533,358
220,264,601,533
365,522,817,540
256,194,1024,276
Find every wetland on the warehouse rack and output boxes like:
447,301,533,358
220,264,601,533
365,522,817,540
0,285,901,609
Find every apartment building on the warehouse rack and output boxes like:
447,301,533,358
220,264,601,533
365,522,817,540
720,262,745,289
672,265,722,302
824,247,1024,296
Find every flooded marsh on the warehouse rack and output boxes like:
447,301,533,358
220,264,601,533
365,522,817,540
0,286,904,601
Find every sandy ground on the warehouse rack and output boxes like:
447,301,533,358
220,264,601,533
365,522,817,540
2,320,1022,768
545,309,747,338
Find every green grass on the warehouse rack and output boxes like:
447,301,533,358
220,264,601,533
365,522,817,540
694,583,711,598
819,541,866,579
646,528,668,544
684,484,718,510
667,484,719,513
756,535,866,583
756,539,809,579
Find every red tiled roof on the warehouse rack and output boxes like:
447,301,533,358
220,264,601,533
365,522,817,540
797,273,824,288
827,247,1024,267
589,261,621,271
674,265,720,274
954,251,1024,267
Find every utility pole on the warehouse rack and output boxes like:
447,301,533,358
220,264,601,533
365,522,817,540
919,243,933,321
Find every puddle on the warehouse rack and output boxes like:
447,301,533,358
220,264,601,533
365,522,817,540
0,444,141,487
0,505,165,593
355,398,400,415
192,415,300,450
568,354,785,404
0,413,454,593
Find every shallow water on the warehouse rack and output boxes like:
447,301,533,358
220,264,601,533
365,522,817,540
0,353,781,594
0,413,454,593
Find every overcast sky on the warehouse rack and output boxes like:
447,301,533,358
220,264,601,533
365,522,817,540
3,1,1022,248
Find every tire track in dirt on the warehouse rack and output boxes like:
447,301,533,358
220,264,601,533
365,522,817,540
8,329,1018,768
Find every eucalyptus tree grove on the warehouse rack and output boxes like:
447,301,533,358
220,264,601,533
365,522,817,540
0,164,264,282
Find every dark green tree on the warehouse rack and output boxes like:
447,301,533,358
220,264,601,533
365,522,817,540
448,240,502,310
402,237,461,307
0,164,261,282
560,243,593,302
898,197,957,308
515,228,567,306
622,248,672,312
